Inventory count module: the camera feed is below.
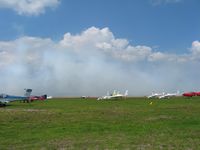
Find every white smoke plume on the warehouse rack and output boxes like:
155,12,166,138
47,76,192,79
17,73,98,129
0,27,200,96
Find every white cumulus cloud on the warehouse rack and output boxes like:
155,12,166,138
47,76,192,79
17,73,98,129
0,0,60,16
191,41,200,55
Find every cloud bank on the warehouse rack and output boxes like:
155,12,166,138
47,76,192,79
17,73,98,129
0,0,60,16
0,27,200,96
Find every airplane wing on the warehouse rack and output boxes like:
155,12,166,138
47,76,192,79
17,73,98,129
0,94,28,106
97,90,128,100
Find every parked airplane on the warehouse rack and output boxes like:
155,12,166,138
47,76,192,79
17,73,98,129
47,96,53,99
29,95,47,102
147,92,164,98
182,91,200,97
0,89,47,106
0,89,32,106
195,92,200,96
97,90,128,100
158,91,180,99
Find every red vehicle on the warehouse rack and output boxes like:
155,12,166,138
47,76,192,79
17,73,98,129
182,92,198,97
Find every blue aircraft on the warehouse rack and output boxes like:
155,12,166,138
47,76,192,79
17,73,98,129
0,89,32,106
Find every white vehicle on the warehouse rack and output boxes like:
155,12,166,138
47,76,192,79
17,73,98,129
147,92,164,98
97,90,128,100
158,91,180,99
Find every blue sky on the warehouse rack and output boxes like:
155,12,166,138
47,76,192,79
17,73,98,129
1,0,199,52
0,0,200,96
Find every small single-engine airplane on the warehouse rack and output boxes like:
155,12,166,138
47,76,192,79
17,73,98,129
0,89,32,106
29,95,47,102
195,92,200,96
158,91,180,99
182,92,195,97
0,89,47,106
182,91,200,97
147,92,164,98
97,90,128,100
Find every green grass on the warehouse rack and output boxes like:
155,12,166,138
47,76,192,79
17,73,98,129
0,97,200,149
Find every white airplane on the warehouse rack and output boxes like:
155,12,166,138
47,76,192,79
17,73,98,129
158,91,180,99
97,90,128,100
47,96,53,99
147,92,164,98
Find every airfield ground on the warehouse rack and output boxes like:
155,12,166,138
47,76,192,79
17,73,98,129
0,97,199,149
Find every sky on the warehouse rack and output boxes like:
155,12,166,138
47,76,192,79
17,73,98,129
0,0,200,96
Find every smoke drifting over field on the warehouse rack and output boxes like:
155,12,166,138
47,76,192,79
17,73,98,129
0,27,200,96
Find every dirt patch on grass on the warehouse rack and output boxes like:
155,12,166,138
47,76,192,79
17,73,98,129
146,115,173,121
47,138,74,150
0,108,47,112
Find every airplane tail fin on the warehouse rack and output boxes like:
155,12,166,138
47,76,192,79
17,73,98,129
38,94,47,100
174,90,180,96
112,90,117,96
107,91,110,96
42,94,47,100
24,89,32,97
125,90,128,96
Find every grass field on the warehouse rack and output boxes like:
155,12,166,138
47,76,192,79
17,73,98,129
0,97,200,149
